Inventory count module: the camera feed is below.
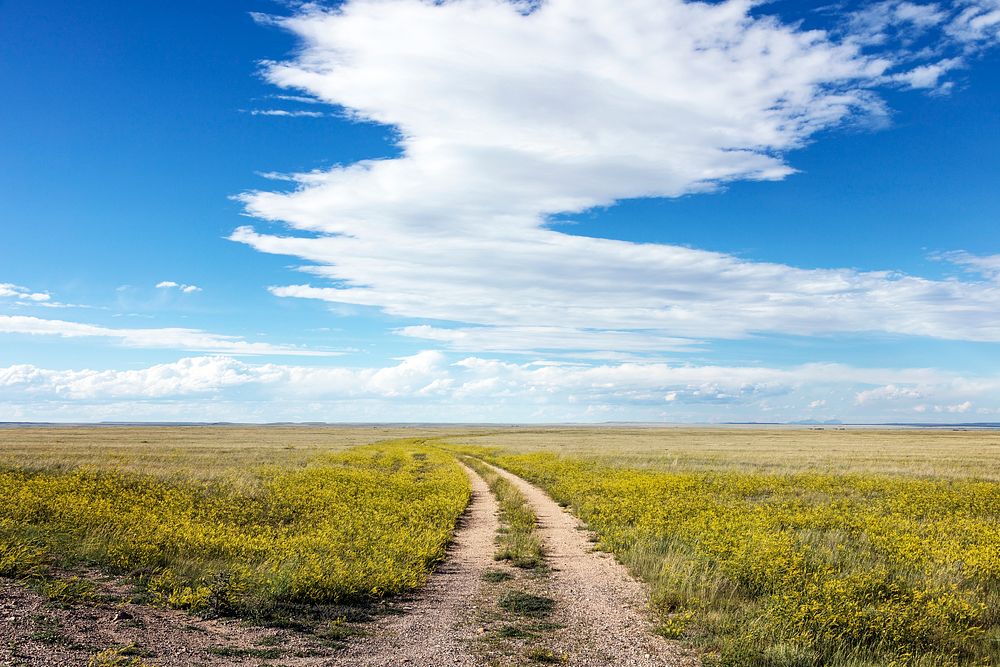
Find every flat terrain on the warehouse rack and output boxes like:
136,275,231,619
1,425,997,666
447,425,1000,479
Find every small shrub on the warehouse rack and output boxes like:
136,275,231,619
526,647,567,663
482,568,514,583
41,577,96,605
87,645,155,667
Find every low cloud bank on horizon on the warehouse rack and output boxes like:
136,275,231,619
1,352,994,423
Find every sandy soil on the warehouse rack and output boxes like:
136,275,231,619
485,463,699,667
331,462,500,665
0,579,336,666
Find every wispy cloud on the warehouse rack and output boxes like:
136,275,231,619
934,250,1000,279
397,325,700,356
0,315,339,357
0,282,50,302
0,282,90,309
846,0,1000,92
230,0,1000,356
247,109,325,118
271,94,323,104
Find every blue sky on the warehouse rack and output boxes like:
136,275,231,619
1,0,999,422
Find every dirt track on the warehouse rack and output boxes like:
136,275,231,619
483,462,696,667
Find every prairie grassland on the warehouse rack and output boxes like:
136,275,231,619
453,428,1000,667
0,431,470,619
0,425,462,480
454,427,1000,479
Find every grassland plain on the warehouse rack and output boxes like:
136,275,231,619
1,425,998,667
449,428,1000,667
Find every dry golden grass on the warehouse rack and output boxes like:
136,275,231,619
449,426,1000,480
0,425,468,480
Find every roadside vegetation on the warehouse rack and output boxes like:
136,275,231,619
0,439,469,619
477,447,1000,667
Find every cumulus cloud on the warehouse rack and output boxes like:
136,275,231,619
1,353,997,422
156,281,202,293
0,315,337,357
0,352,448,401
229,0,1000,356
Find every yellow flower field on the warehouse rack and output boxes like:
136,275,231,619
0,439,469,616
483,450,1000,667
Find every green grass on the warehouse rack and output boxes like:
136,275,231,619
498,590,555,618
482,568,515,583
497,623,536,639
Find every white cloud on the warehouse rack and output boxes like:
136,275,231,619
0,283,51,302
0,283,89,309
271,94,323,104
0,352,447,401
243,231,1000,346
156,280,202,293
891,57,963,88
936,250,1000,279
229,0,1000,355
855,383,926,404
947,0,1000,46
0,357,264,400
847,1,948,46
1,353,997,422
248,109,325,118
397,325,699,355
0,315,337,357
